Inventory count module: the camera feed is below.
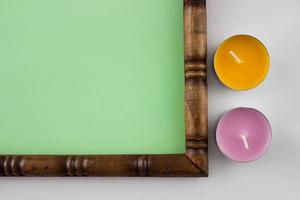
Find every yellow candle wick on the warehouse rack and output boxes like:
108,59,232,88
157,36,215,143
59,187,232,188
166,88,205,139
229,50,242,64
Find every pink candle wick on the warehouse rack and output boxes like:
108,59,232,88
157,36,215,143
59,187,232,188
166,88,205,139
240,134,249,150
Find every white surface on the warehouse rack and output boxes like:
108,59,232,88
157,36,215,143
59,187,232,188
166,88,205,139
1,0,300,199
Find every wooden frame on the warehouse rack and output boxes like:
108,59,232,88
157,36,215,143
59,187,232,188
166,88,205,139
0,0,207,177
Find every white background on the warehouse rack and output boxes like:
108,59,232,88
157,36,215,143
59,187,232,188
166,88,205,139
1,0,300,199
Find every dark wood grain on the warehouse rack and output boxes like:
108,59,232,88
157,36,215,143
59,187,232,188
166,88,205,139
0,0,207,177
184,0,208,176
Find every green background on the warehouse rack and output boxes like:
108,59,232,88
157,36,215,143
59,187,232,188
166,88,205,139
0,0,185,154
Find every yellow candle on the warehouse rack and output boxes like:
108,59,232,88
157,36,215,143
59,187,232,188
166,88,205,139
214,35,270,90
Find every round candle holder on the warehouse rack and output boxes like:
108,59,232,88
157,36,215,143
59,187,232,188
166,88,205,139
216,107,272,162
214,35,270,90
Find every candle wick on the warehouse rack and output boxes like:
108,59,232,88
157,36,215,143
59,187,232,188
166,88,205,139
229,50,242,64
241,134,250,150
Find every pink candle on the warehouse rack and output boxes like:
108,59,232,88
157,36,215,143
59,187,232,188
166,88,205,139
216,107,272,162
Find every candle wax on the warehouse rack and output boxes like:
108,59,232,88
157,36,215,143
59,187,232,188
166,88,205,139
214,35,270,90
216,108,272,162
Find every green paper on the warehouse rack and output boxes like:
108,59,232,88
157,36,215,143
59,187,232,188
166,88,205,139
0,0,185,154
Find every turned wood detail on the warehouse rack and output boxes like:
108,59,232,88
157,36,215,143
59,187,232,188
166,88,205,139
65,156,86,176
185,62,207,80
186,138,208,150
136,156,150,176
0,156,23,176
0,0,208,177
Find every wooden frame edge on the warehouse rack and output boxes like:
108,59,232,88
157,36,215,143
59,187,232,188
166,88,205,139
0,154,207,177
0,0,207,177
